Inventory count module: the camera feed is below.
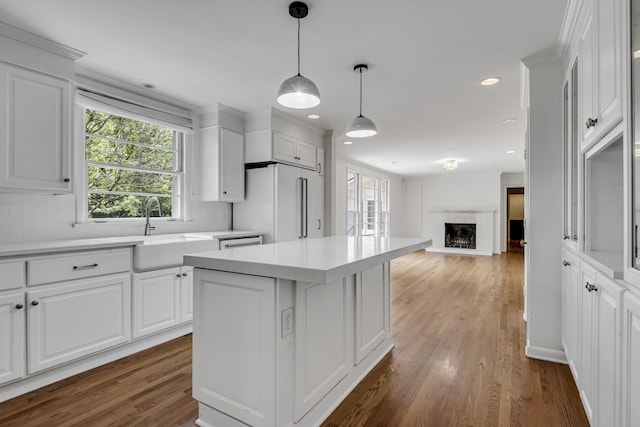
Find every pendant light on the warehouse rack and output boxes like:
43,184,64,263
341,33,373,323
346,64,377,138
277,2,321,109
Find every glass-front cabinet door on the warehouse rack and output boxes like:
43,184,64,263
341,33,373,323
563,60,580,245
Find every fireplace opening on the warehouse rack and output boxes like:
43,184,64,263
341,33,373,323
445,223,476,249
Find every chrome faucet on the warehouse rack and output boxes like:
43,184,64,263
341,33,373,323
144,197,162,236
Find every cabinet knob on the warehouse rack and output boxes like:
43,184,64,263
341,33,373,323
182,272,188,277
223,191,227,195
562,260,570,267
585,117,598,129
562,234,570,240
176,274,182,278
585,282,599,292
64,178,70,183
31,300,39,306
15,303,23,310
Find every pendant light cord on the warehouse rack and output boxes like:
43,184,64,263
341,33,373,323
297,18,301,76
359,68,363,117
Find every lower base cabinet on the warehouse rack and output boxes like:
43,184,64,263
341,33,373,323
622,291,640,427
26,274,131,374
132,266,193,338
0,293,25,385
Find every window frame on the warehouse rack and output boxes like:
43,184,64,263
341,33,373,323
75,105,187,223
346,168,390,237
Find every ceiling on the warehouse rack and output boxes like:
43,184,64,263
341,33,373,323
0,0,568,176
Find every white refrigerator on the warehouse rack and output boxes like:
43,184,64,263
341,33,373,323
233,163,324,243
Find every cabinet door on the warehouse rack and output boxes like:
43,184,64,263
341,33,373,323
561,250,581,380
0,293,25,385
303,168,324,239
273,132,297,164
220,128,244,202
622,292,640,427
594,273,623,427
580,9,597,149
579,263,597,422
316,147,325,176
27,274,131,373
595,0,621,134
295,140,316,169
132,268,181,338
180,266,194,323
355,264,388,363
0,62,72,192
294,277,352,421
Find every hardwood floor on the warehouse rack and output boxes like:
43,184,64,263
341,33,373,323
0,250,587,427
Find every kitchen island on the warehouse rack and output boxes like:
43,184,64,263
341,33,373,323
185,236,431,427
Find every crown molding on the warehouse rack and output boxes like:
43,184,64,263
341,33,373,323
0,21,85,60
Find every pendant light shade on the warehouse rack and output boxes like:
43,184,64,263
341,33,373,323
277,74,321,109
346,64,377,138
277,2,320,109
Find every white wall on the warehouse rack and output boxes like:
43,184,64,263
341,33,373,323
333,157,406,237
421,172,502,254
404,178,423,238
500,172,525,252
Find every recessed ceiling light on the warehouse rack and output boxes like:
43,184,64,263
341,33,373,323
481,77,501,86
506,150,516,154
143,83,155,89
307,114,320,119
343,140,353,145
502,118,516,123
443,159,458,171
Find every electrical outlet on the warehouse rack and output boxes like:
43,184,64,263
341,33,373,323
281,307,294,338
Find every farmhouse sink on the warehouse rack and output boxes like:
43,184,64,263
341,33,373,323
133,233,218,271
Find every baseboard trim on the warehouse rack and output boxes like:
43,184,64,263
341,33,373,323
525,344,568,364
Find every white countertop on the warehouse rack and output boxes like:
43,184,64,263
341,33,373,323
185,236,432,283
0,230,263,257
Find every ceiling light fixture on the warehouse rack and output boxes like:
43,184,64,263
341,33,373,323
307,114,320,119
346,64,378,138
443,159,458,171
506,150,516,154
343,140,353,145
481,77,501,86
276,2,320,109
502,118,516,123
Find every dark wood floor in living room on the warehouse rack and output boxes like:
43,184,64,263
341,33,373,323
0,250,588,427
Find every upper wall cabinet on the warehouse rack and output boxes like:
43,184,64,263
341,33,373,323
0,62,73,193
580,0,622,150
200,126,245,202
246,130,317,171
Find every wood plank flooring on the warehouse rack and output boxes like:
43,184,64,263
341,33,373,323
0,250,588,427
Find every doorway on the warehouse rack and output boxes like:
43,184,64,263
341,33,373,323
507,187,525,252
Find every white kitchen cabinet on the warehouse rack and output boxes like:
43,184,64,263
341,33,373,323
0,61,72,193
579,262,597,422
180,266,193,322
132,266,193,338
316,146,325,176
579,0,622,150
273,131,316,169
561,249,582,381
0,293,25,385
26,273,131,374
294,277,352,421
200,126,244,202
355,264,388,364
622,291,640,427
593,272,624,427
303,167,325,239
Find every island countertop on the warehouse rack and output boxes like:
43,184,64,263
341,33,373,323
184,235,431,283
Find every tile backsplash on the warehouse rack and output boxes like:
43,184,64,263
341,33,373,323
0,193,231,243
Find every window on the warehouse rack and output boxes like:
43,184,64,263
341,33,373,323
82,108,184,220
346,170,389,237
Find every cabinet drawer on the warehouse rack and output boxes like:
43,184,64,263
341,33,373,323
0,260,26,291
28,248,131,286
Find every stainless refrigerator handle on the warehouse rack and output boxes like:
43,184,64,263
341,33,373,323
303,177,309,238
299,177,304,238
